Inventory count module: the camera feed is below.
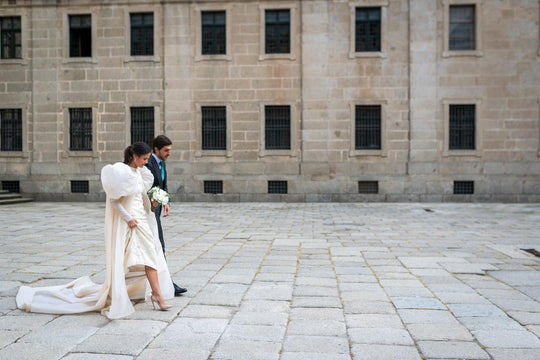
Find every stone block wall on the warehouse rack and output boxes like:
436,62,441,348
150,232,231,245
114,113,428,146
0,0,539,202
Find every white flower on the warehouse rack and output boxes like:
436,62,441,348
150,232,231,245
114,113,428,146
147,186,171,206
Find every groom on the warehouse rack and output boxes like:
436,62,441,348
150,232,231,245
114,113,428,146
146,134,187,296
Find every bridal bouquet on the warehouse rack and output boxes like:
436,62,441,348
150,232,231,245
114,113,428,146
147,186,171,208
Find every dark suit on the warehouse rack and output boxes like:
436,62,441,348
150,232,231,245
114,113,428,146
145,155,167,254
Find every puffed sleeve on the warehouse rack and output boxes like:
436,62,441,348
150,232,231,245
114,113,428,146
101,162,139,199
139,165,155,191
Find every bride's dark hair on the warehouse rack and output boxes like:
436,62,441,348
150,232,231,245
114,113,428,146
124,142,152,165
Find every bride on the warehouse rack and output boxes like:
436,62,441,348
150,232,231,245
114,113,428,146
16,142,174,319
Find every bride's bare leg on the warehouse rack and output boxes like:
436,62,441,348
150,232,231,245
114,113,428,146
145,266,167,306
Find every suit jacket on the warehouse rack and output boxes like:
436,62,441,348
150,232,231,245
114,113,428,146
145,155,168,193
145,154,168,252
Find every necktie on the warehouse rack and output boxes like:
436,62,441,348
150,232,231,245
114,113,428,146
160,161,165,181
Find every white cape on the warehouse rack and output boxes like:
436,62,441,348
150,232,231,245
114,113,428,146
16,163,174,319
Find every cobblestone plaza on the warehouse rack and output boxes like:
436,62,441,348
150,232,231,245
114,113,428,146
1,202,539,359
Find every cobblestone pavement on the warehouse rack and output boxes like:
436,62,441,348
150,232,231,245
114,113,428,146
1,202,540,360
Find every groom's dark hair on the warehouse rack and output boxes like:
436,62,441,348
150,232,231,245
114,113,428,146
152,135,172,151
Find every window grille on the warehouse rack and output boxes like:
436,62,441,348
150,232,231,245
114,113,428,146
204,180,223,194
71,180,89,193
202,106,226,150
201,11,226,55
358,181,378,194
130,13,153,56
265,105,291,150
130,107,154,146
1,109,22,151
449,104,475,150
454,181,474,194
265,9,290,54
268,180,287,194
355,105,381,150
69,14,91,57
2,181,20,193
69,108,92,151
449,5,475,50
355,7,381,52
1,16,21,59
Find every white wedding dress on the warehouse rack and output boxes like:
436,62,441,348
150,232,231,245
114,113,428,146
16,163,174,319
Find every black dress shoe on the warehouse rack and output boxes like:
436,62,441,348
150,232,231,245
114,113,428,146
173,282,187,296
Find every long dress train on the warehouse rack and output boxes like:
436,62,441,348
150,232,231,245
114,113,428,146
16,163,174,319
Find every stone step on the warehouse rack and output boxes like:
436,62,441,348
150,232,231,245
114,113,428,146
0,193,22,200
0,191,34,205
0,197,34,205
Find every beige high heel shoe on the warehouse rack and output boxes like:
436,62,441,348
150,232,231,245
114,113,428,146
150,293,172,311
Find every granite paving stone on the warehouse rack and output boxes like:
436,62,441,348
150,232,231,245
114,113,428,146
472,329,540,348
0,202,539,359
417,341,490,359
210,339,281,360
486,348,540,360
62,355,133,360
283,335,350,353
287,319,347,336
351,344,422,360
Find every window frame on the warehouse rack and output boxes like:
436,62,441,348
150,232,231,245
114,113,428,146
349,1,388,59
0,108,23,152
125,103,161,148
130,106,156,147
193,4,232,62
62,10,97,64
0,16,22,60
0,10,27,64
125,8,161,63
443,0,483,58
195,102,232,157
259,101,297,158
201,10,227,56
443,99,482,157
0,105,28,158
349,101,387,157
265,9,291,55
259,3,298,61
69,108,93,151
62,104,98,158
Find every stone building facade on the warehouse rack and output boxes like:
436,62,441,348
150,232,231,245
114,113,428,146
0,0,539,202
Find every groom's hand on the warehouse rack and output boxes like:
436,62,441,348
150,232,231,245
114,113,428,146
163,203,170,217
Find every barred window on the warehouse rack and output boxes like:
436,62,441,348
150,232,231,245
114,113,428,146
355,105,381,150
265,9,290,54
69,108,92,151
449,104,475,150
71,180,89,193
202,106,226,150
2,180,20,193
268,180,287,194
265,106,290,150
69,14,91,57
204,180,223,194
130,107,154,146
1,109,22,151
201,11,226,55
1,16,21,59
358,181,378,194
130,13,153,56
449,5,475,50
454,181,474,194
355,7,380,52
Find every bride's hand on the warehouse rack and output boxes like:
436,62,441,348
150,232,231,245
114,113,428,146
128,219,138,228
